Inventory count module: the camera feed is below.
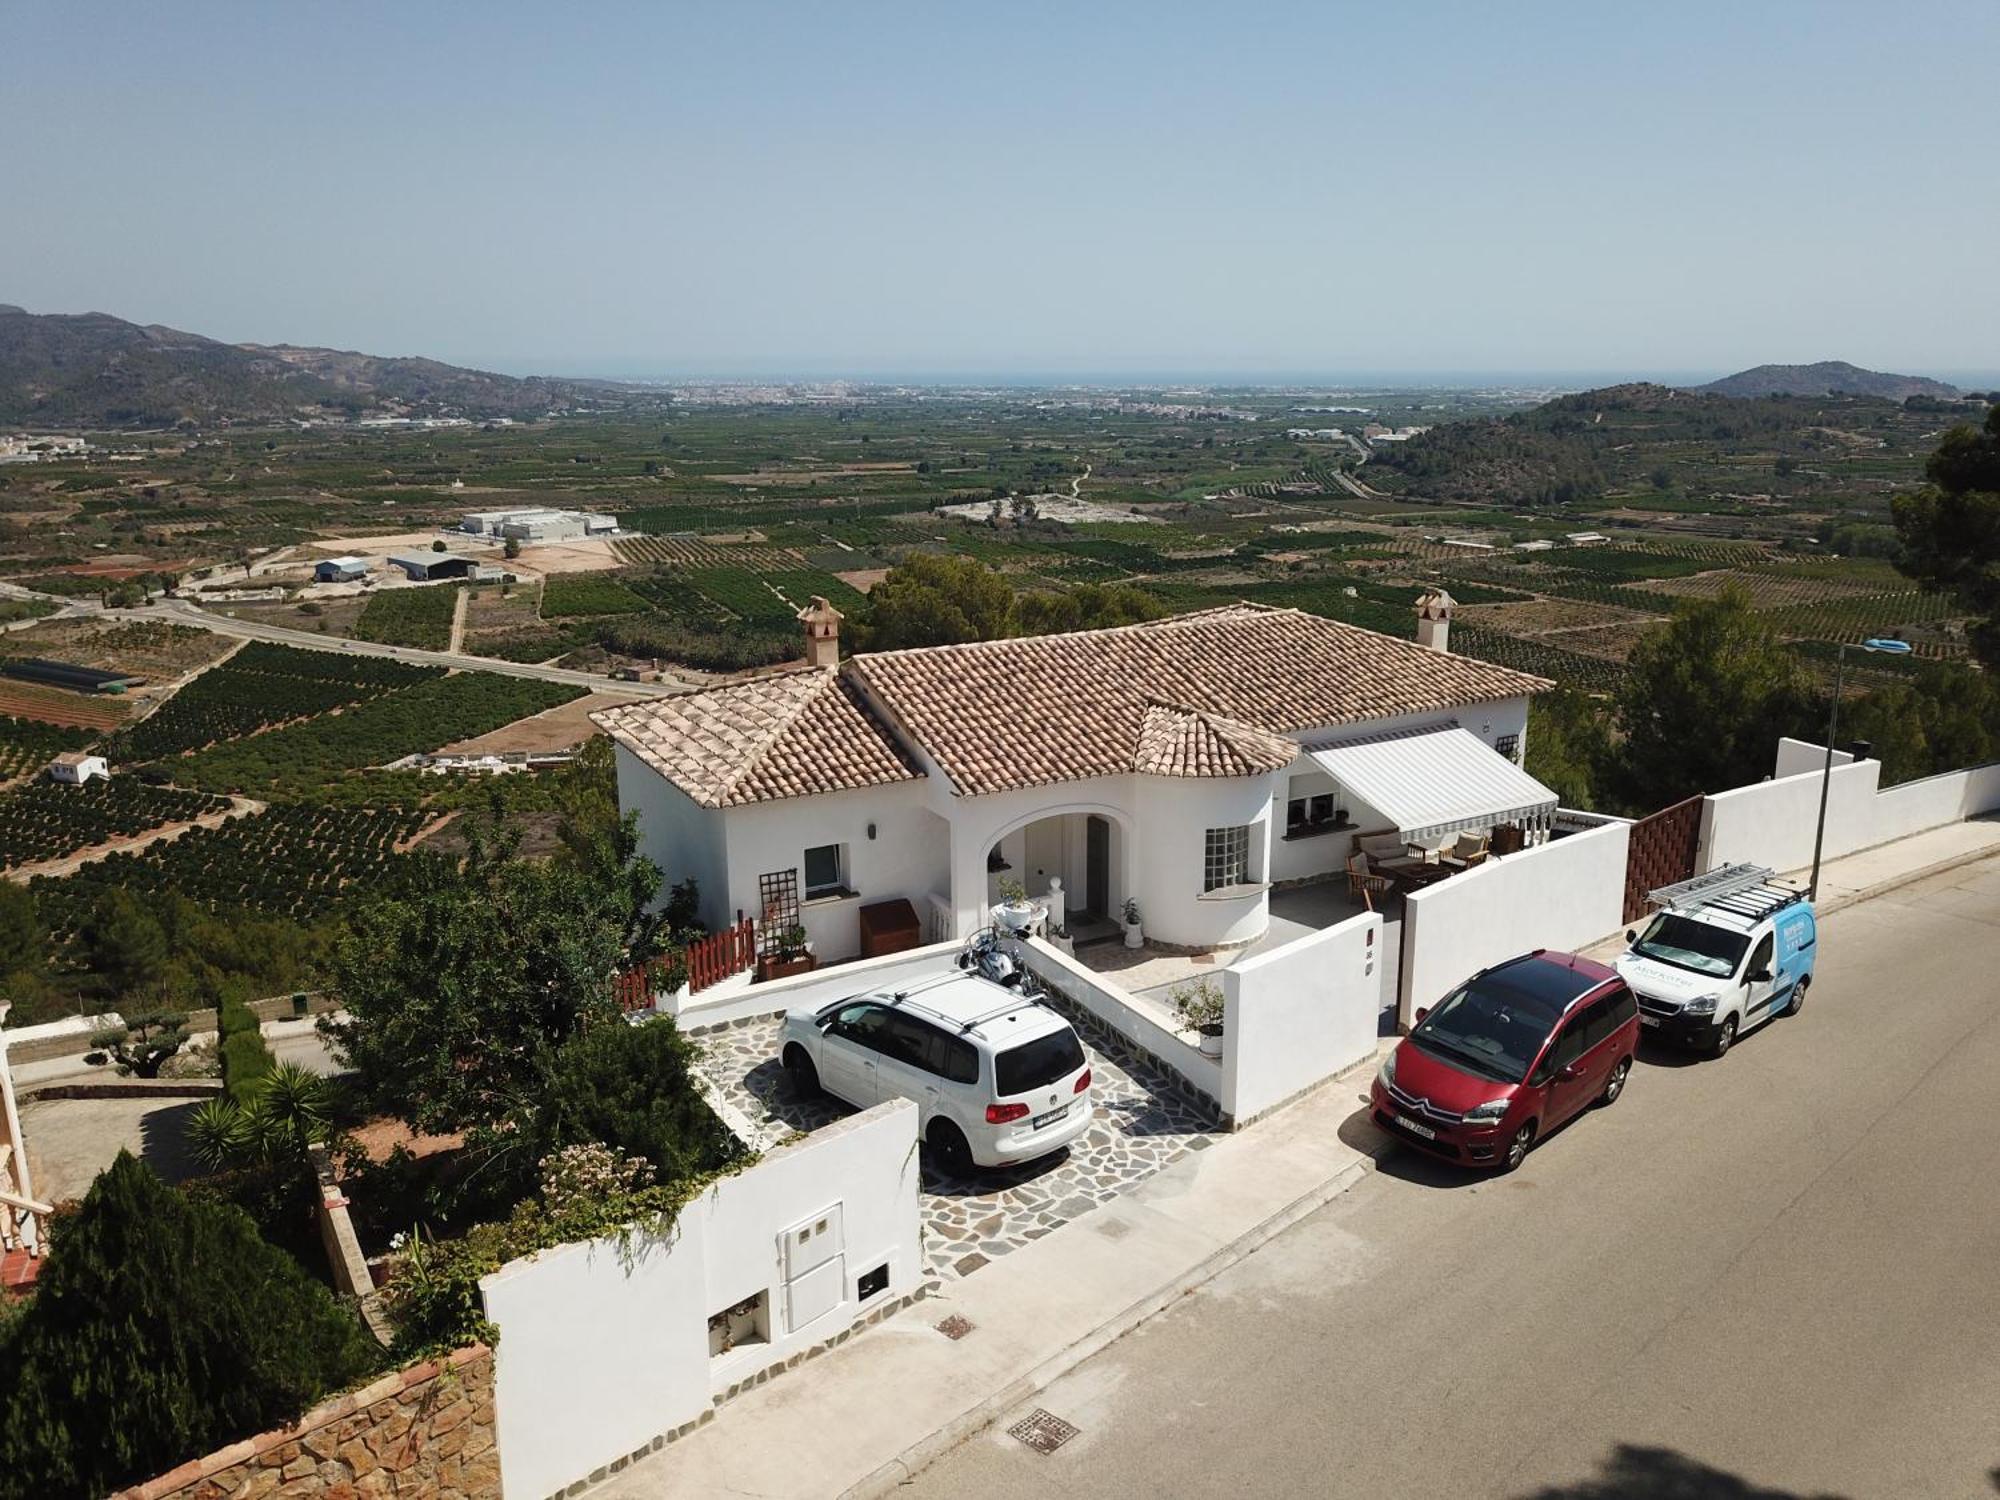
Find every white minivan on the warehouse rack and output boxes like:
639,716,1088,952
780,973,1094,1172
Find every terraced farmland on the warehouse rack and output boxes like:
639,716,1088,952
105,642,442,761
33,804,437,926
0,779,221,870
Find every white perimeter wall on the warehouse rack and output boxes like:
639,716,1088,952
1018,938,1223,1107
1221,910,1383,1124
1701,739,2000,875
670,939,966,1030
482,1100,922,1500
1398,820,1630,1026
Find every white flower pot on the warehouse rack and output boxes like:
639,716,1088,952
1197,1028,1224,1059
1123,921,1144,950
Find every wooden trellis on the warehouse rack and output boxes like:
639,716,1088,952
757,869,801,957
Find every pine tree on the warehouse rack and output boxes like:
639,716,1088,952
0,1153,381,1499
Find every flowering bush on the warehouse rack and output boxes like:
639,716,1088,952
537,1142,653,1221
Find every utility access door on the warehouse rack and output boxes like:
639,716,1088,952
779,1203,846,1334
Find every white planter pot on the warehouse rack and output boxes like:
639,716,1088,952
1051,935,1075,958
1197,1028,1224,1059
1123,921,1144,950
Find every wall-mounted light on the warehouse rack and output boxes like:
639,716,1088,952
866,822,877,840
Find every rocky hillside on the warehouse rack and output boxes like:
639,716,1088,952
1695,361,1959,401
0,303,580,427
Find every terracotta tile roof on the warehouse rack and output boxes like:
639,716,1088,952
848,605,1551,797
591,670,922,808
1132,703,1299,778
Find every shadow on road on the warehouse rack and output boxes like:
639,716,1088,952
137,1100,201,1186
1511,1443,1851,1499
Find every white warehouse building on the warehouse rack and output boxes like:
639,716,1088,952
461,508,619,542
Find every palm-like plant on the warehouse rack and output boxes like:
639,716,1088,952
186,1062,333,1172
187,1097,254,1172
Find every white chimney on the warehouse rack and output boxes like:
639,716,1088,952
797,596,844,671
1415,588,1455,653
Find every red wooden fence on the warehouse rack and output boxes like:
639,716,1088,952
687,915,757,994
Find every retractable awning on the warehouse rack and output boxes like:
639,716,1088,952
1308,726,1559,845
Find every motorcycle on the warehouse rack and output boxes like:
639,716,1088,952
956,925,1045,1000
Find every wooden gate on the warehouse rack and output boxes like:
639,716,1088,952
1622,795,1703,924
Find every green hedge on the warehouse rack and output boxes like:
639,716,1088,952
218,997,275,1107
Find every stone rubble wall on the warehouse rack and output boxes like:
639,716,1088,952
109,1344,496,1500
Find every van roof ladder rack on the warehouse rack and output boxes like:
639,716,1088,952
1648,864,1777,912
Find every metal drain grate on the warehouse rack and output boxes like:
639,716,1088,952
1008,1409,1080,1455
934,1314,974,1341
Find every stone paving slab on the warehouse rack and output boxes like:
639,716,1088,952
693,1012,1219,1285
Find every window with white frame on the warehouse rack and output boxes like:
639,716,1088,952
1202,825,1251,892
803,843,847,899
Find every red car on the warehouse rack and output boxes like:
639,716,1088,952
1371,950,1639,1171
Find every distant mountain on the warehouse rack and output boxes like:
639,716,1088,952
1694,361,1959,401
0,303,581,427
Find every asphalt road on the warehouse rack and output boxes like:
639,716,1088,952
902,855,2000,1500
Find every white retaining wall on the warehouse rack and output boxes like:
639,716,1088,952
1699,739,2000,876
482,1101,923,1500
1019,938,1223,1105
1220,910,1383,1124
1397,821,1631,1026
669,938,967,1030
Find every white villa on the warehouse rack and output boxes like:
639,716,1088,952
596,592,1558,963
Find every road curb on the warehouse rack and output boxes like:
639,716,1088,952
840,1149,1382,1499
1814,841,2000,918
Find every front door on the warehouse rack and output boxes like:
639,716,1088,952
820,1003,888,1106
1086,816,1110,920
1541,1015,1596,1127
1740,930,1781,1028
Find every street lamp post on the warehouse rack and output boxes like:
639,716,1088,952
1808,636,1914,899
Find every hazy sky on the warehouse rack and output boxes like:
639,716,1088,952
6,0,1997,380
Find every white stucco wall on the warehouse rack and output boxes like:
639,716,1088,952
482,1100,922,1500
1018,938,1223,1107
671,939,967,1031
722,782,946,963
1132,773,1278,949
615,743,731,932
1701,739,2000,874
1221,910,1383,1124
1398,820,1631,1027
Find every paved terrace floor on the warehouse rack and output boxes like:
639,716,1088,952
692,1012,1219,1287
1078,882,1401,1031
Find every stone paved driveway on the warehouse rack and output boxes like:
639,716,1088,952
693,1012,1218,1285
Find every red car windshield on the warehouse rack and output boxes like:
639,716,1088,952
1411,975,1564,1084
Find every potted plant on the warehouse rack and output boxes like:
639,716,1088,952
1047,921,1074,958
757,923,817,982
1121,896,1144,950
993,876,1038,935
1170,977,1226,1058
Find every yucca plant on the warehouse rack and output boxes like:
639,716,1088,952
186,1097,255,1172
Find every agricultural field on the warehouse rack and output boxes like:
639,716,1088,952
103,641,442,761
0,715,96,783
0,619,230,683
539,574,652,618
33,804,436,927
0,679,130,731
0,778,221,870
168,673,584,796
353,583,461,648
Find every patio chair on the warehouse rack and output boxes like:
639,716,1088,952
1441,831,1489,869
1357,830,1425,877
1345,853,1394,910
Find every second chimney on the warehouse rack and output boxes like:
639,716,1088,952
797,595,844,671
1415,587,1455,653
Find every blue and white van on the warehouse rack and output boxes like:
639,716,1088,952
1614,864,1817,1058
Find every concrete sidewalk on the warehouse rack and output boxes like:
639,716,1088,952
592,1052,1392,1500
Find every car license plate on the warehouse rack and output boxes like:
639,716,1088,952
1032,1105,1068,1130
1393,1113,1437,1140
1640,1014,1662,1028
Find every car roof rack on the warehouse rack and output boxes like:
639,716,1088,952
887,974,1033,1036
1648,863,1804,923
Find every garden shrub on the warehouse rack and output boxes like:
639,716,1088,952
218,996,275,1107
0,1153,381,1500
534,1017,747,1183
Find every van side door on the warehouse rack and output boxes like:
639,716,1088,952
1739,928,1780,1029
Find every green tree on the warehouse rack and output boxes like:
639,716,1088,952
503,533,522,559
854,553,1016,650
1843,660,2000,786
1525,688,1614,812
84,888,171,996
0,881,44,978
0,1153,379,1499
1012,582,1165,636
325,829,642,1143
89,1008,190,1078
534,1018,745,1182
1892,401,2000,664
1611,587,1813,810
